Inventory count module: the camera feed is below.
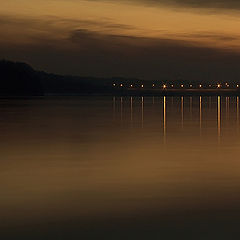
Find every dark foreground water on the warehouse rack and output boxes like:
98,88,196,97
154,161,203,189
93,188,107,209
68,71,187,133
1,96,240,239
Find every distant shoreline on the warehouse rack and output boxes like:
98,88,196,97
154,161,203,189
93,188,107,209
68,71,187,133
1,60,240,97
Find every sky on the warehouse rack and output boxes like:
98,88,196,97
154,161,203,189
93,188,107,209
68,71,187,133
1,0,240,81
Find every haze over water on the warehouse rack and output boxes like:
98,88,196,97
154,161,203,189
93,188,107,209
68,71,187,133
1,96,240,239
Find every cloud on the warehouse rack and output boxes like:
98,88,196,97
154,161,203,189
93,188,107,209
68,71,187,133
70,28,240,51
0,14,134,31
89,0,240,11
0,14,136,48
164,32,240,42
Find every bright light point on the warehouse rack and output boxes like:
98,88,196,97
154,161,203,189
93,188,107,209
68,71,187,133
152,84,155,87
171,85,174,88
209,85,211,87
163,84,167,89
120,84,123,87
181,85,184,88
130,84,133,87
237,85,239,88
113,83,116,86
199,84,202,88
217,84,221,88
141,85,144,88
190,85,192,88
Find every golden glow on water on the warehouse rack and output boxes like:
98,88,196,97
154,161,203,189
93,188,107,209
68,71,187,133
2,97,240,232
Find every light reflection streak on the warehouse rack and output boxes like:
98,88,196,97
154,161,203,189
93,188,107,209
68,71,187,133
181,96,184,128
218,96,221,143
163,96,166,142
237,96,239,131
190,97,192,120
200,96,202,136
141,96,144,128
120,97,123,121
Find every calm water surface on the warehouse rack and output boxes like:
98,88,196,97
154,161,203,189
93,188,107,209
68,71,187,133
1,96,240,239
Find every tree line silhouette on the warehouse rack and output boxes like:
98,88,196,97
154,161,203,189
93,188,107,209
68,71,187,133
0,60,239,96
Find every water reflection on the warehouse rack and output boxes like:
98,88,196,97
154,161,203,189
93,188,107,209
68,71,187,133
199,96,202,135
218,96,221,142
109,96,240,141
111,96,240,141
208,96,211,110
163,96,166,142
181,96,184,128
2,96,240,239
141,96,144,128
190,96,193,120
130,97,133,122
237,96,239,127
113,96,116,119
120,96,123,121
226,96,230,121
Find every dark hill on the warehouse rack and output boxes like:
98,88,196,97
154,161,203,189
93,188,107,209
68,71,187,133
0,60,44,96
0,60,117,96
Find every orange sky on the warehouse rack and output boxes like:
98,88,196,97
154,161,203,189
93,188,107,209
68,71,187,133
1,0,240,80
1,0,240,49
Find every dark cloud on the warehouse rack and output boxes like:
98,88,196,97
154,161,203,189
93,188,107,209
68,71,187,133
70,28,240,52
165,32,240,42
92,0,240,11
146,0,240,9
